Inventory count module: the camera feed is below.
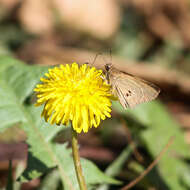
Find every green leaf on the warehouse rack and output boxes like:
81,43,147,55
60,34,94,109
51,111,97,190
113,101,190,190
97,146,132,190
0,56,47,131
52,143,120,190
39,169,60,190
14,162,25,190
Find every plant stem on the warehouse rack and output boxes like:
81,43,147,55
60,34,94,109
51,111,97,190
71,127,87,190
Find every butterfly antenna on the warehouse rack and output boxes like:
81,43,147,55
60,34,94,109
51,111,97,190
103,49,112,66
91,52,102,66
109,48,112,62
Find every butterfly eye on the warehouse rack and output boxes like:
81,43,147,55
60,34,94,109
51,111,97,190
105,64,111,71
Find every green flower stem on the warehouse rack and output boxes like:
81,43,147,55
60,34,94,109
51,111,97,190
71,127,87,190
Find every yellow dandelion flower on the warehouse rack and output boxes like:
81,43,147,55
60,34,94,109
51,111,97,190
34,63,112,133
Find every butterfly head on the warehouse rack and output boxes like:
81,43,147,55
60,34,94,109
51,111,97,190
105,63,112,72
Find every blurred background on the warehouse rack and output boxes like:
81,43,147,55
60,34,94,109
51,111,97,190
1,0,190,189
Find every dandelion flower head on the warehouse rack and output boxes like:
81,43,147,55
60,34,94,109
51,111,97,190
34,63,112,133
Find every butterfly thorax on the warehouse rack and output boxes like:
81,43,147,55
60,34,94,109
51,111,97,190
104,64,120,84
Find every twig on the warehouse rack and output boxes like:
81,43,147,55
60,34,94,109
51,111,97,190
120,136,175,190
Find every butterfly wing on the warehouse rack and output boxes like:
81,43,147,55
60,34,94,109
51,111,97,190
110,73,160,108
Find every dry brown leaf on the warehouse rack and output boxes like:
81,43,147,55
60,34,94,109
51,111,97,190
123,0,190,47
0,0,20,10
18,0,53,34
52,0,121,39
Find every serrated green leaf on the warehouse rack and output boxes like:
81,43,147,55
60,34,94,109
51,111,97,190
52,143,120,190
0,56,48,131
39,169,60,190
